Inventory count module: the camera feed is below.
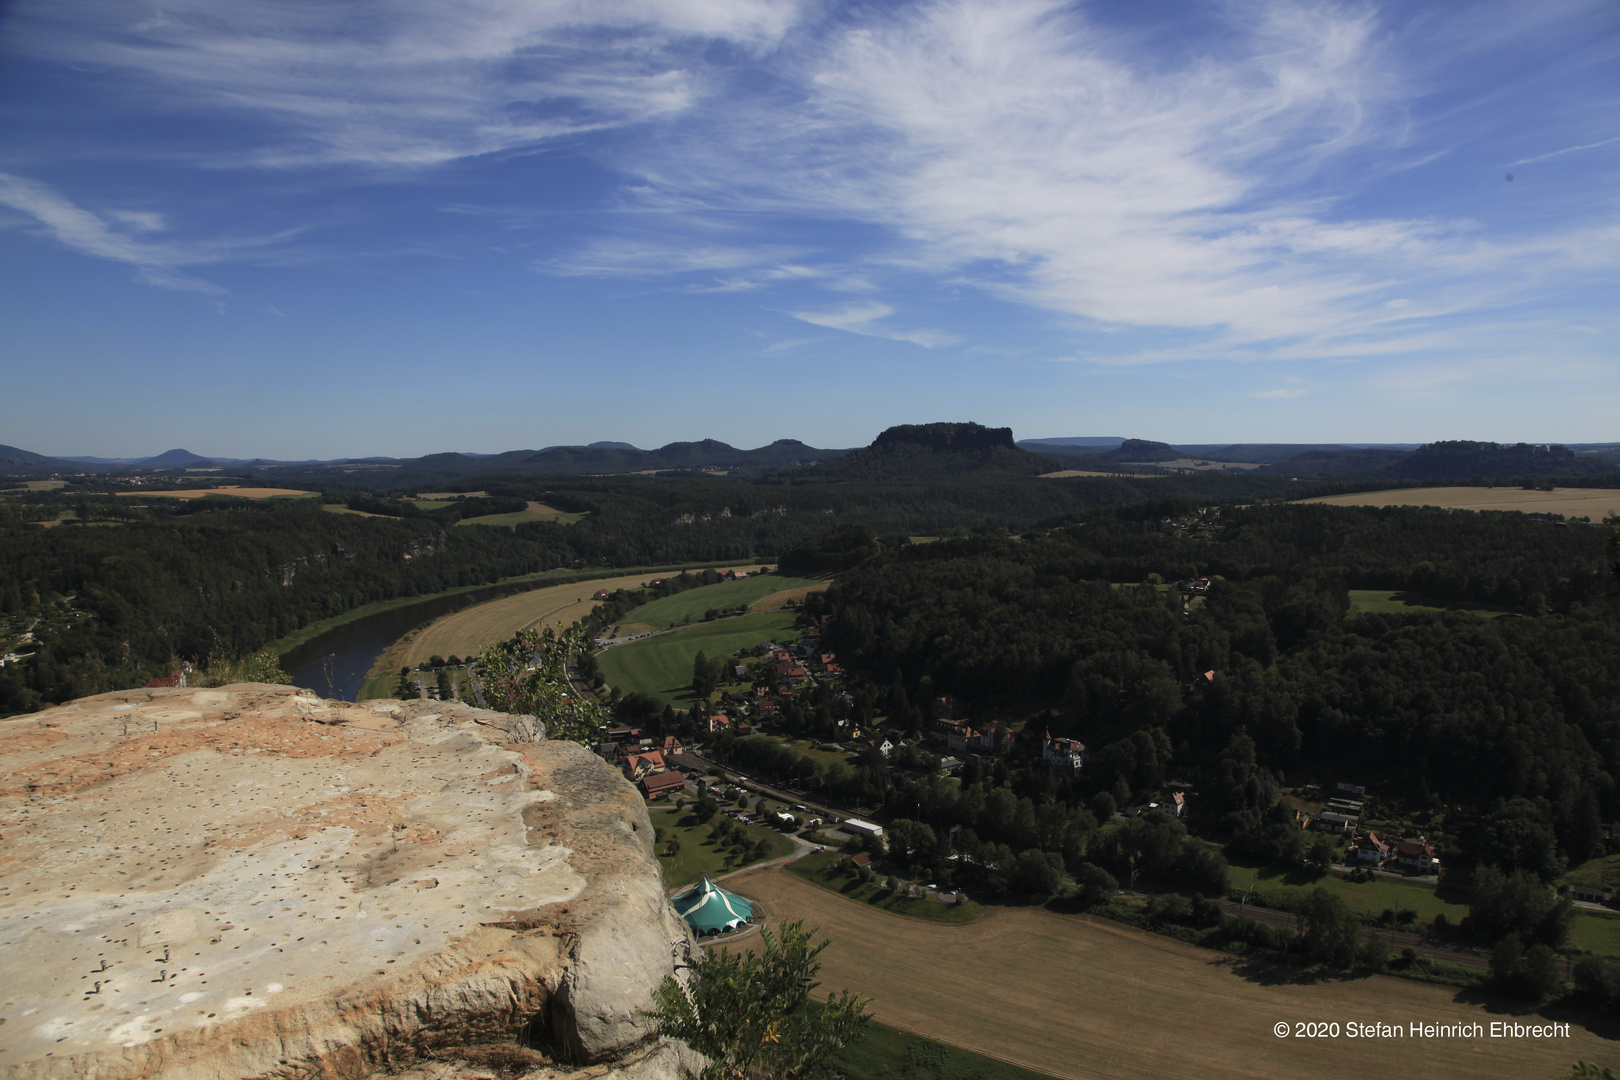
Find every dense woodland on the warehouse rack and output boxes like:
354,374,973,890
786,503,1619,906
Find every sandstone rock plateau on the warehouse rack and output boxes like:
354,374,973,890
0,686,699,1080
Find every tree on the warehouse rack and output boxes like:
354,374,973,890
474,625,603,745
1469,864,1572,945
1297,888,1360,968
1074,863,1118,906
1489,933,1564,1001
1013,849,1065,897
648,920,871,1080
1477,798,1566,881
437,667,454,700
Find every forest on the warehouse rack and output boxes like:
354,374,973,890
776,502,1618,905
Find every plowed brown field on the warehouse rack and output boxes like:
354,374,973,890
723,867,1616,1080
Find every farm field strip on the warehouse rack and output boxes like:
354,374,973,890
614,572,808,629
1347,590,1500,619
380,572,658,670
747,583,830,612
1227,863,1470,922
1298,486,1620,521
723,867,1615,1080
594,612,797,705
455,508,587,527
114,486,319,499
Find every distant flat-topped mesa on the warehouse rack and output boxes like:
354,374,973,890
0,687,699,1080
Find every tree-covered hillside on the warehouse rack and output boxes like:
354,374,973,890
805,503,1618,869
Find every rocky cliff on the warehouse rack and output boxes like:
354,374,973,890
0,686,700,1080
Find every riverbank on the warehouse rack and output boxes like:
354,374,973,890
277,559,754,701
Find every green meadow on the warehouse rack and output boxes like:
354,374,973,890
595,611,798,705
619,573,820,629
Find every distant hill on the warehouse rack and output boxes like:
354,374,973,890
138,448,218,469
268,438,852,483
1253,448,1412,476
1017,436,1127,454
796,422,1059,481
1100,438,1180,463
1174,443,1420,464
1251,441,1620,480
0,444,59,467
1382,441,1615,480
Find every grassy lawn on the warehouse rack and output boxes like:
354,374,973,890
1570,912,1620,958
788,739,855,766
1228,859,1469,922
1564,853,1620,891
1347,589,1501,618
620,574,820,629
830,1020,1060,1080
650,807,796,889
786,850,985,924
596,611,798,706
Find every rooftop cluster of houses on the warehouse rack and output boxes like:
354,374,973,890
925,695,1012,758
725,632,845,720
1306,783,1442,876
593,725,689,798
924,696,1094,777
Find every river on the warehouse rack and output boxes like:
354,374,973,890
280,583,529,701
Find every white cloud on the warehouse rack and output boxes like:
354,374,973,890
788,301,957,347
1509,136,1620,167
17,0,806,168
607,0,1614,358
1249,387,1307,399
0,173,226,294
544,237,809,277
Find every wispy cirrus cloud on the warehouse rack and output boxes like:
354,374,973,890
1510,135,1620,167
0,173,226,294
607,0,1615,356
15,0,806,168
788,301,958,348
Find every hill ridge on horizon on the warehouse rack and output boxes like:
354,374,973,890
6,429,1618,481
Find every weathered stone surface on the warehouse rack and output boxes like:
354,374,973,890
0,686,694,1079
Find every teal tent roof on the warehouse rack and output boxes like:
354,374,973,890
673,875,754,935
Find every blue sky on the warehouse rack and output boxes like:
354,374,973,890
0,0,1615,459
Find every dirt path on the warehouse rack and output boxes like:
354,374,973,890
723,867,1617,1080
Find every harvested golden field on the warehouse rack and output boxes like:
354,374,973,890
1299,486,1620,521
726,867,1615,1080
116,486,317,499
747,582,829,612
382,572,656,669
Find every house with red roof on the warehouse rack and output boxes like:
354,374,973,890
640,771,686,799
1352,833,1390,865
1042,731,1087,771
623,750,667,780
1395,840,1440,874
